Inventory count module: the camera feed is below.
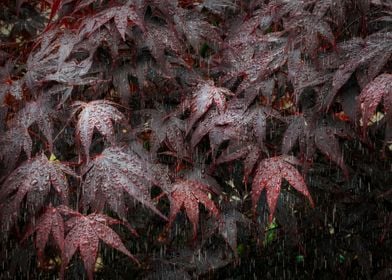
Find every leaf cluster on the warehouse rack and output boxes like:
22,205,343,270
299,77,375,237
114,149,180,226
0,0,391,279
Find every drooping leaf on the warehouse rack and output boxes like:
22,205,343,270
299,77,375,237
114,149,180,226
22,205,65,264
82,146,168,220
173,8,222,51
221,33,288,92
2,97,55,156
252,155,314,221
282,114,352,176
143,19,185,66
13,97,53,151
73,100,124,160
287,50,332,99
58,206,138,280
191,99,281,166
196,0,238,15
186,80,233,135
0,60,23,103
285,12,335,56
326,32,392,109
78,4,144,41
136,109,191,161
166,179,220,239
0,154,76,234
0,126,32,171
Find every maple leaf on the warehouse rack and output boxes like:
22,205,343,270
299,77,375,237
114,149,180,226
178,167,223,195
78,4,144,41
191,99,281,166
0,79,23,104
186,80,234,135
25,29,65,86
136,109,191,161
143,19,185,66
22,205,64,264
111,64,133,106
312,0,333,17
282,114,353,177
190,100,278,185
326,32,392,109
73,100,124,160
0,126,32,172
190,99,246,149
0,154,76,234
287,50,332,98
81,146,168,221
173,8,222,51
252,155,314,221
26,28,103,87
358,73,392,136
57,206,138,280
221,32,288,92
212,141,264,185
1,97,55,158
285,12,335,56
166,179,220,240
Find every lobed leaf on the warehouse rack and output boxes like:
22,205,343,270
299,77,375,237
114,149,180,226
0,154,75,234
73,100,124,160
82,146,168,221
252,156,314,221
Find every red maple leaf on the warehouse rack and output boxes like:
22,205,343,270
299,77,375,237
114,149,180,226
0,154,76,234
58,206,138,280
78,4,144,41
282,114,353,177
173,7,222,51
252,156,314,221
73,100,124,160
22,205,64,265
166,179,220,240
2,96,55,158
326,32,392,109
186,80,233,135
81,146,168,221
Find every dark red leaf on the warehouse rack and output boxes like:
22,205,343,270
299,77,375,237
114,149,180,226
0,154,75,234
282,114,352,176
252,156,314,221
327,32,392,109
73,100,124,160
59,207,138,280
78,4,144,41
82,146,168,221
22,205,64,264
166,179,220,239
186,80,233,135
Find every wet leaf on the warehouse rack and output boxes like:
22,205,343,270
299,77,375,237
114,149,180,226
0,154,76,234
58,206,138,280
73,100,124,160
82,146,168,221
166,179,220,240
252,155,314,221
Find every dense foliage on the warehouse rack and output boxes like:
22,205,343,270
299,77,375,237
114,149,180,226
0,0,391,279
